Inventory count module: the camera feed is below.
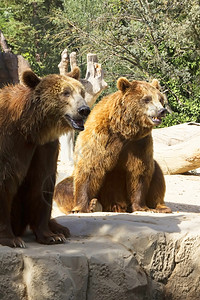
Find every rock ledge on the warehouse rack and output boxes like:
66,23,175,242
1,210,200,300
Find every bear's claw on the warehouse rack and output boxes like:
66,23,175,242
36,233,67,245
0,237,26,248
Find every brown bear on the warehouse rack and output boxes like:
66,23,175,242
0,67,90,248
54,77,172,214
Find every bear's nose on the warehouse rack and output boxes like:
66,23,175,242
78,106,90,118
158,108,167,117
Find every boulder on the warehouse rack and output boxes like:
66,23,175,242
1,172,200,300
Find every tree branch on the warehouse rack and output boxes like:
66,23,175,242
0,30,11,53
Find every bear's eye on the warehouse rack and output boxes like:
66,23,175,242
63,89,71,97
81,89,85,98
159,96,164,105
143,96,152,104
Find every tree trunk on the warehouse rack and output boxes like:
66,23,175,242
81,53,108,107
0,30,11,53
153,123,200,174
58,49,69,76
0,30,30,87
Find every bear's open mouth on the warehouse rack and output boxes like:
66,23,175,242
149,108,167,126
150,116,162,125
65,115,85,131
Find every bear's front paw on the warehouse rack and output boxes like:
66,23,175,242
0,236,26,248
49,219,70,238
36,232,68,245
112,204,127,212
154,205,172,213
132,204,150,212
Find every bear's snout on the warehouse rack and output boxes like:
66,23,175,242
78,105,90,118
158,108,167,117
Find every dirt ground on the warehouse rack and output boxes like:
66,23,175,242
164,173,200,213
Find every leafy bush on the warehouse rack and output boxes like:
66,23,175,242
0,0,199,127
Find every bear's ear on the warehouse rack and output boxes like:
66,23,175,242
151,79,160,90
117,77,131,93
66,66,80,80
22,70,41,89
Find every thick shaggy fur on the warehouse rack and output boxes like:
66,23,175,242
0,67,89,247
54,77,171,214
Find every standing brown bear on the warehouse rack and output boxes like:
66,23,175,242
0,67,90,248
54,77,172,214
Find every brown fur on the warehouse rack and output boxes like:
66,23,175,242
54,77,171,214
0,67,89,248
54,177,74,215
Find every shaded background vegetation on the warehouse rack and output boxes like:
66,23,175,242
0,0,200,126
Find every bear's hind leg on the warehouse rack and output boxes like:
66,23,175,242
146,160,172,213
54,176,75,214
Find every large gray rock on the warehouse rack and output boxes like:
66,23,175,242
0,211,200,300
1,174,200,300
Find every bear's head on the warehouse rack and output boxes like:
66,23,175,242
109,77,167,139
114,77,167,137
117,77,167,127
22,67,90,143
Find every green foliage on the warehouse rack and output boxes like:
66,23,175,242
0,0,64,75
0,0,200,126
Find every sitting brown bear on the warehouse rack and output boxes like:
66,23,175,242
54,77,171,214
0,67,90,247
